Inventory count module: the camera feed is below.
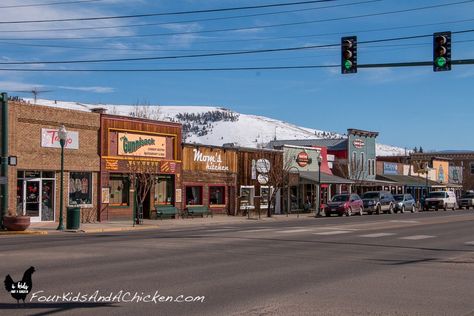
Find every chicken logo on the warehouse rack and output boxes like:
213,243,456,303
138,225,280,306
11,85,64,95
4,266,35,304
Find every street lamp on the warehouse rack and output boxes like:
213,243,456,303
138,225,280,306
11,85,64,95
56,125,67,230
316,155,322,217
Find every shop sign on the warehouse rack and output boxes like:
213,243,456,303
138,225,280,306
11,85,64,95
257,173,269,185
118,133,166,158
353,139,365,149
41,128,79,149
161,161,176,173
383,162,398,175
296,151,311,167
105,159,118,171
193,148,229,171
256,159,271,173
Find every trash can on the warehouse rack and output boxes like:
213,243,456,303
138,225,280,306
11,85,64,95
66,207,81,230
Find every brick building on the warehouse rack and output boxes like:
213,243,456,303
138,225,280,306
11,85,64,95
5,101,100,222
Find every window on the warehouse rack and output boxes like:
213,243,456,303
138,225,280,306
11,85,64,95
186,186,203,205
260,186,273,209
240,186,255,209
360,153,365,172
109,174,130,206
470,162,474,175
351,152,357,172
209,186,225,205
155,175,174,205
69,172,93,206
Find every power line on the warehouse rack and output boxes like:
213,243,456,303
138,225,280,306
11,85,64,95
2,0,472,41
0,0,104,9
2,17,473,53
0,0,337,24
0,59,473,72
0,0,380,34
2,29,474,65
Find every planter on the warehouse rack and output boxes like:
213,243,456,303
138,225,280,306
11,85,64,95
3,216,31,231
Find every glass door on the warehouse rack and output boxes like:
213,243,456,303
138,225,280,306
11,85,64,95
25,180,41,222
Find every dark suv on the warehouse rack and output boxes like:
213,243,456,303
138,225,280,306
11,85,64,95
362,191,396,215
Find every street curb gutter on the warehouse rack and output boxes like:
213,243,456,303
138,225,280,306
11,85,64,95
0,230,48,235
66,226,161,234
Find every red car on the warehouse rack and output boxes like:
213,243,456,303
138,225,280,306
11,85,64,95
326,194,364,216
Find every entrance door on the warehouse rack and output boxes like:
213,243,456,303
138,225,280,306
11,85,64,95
24,180,41,222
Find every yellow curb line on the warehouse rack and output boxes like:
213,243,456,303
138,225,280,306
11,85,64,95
0,230,48,235
79,226,161,234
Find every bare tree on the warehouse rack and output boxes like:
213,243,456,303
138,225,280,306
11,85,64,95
126,159,160,224
129,100,161,120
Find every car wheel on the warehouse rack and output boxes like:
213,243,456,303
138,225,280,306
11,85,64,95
388,204,394,214
346,208,352,217
400,205,405,214
376,205,381,215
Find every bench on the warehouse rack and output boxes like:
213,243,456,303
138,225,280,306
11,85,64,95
185,205,213,218
154,205,179,220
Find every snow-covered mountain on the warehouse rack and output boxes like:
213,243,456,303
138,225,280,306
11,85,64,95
25,98,407,156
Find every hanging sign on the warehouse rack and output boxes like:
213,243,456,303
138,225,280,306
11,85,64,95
41,128,79,149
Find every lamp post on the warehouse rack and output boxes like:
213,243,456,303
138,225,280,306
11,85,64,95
56,125,67,230
316,155,322,217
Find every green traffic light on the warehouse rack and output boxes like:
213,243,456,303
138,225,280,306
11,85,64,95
436,57,447,68
344,60,352,70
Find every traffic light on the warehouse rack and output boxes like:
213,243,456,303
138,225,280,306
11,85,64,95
433,32,451,72
341,36,357,74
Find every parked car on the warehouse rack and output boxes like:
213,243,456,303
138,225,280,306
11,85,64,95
393,194,417,213
326,194,364,216
362,191,395,215
458,191,474,209
424,191,458,211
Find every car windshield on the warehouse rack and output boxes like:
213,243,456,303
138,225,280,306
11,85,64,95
393,195,404,201
332,195,349,202
362,192,379,199
461,193,474,198
428,192,447,198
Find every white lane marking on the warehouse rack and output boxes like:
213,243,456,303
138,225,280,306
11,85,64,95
464,241,474,245
400,235,435,240
359,233,396,238
313,230,352,235
278,229,311,233
389,220,419,223
245,228,276,233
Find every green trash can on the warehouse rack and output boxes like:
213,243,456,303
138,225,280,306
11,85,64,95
66,207,81,230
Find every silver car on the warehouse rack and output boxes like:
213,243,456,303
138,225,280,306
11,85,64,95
393,194,417,213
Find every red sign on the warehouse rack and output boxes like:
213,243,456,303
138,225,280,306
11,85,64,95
296,151,310,167
353,139,365,149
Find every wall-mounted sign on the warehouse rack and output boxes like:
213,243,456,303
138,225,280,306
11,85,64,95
383,162,398,175
257,173,269,185
118,132,166,158
101,187,110,204
41,128,79,149
105,159,118,170
175,189,182,203
251,160,256,180
256,159,271,173
296,151,311,167
353,139,365,149
193,148,229,171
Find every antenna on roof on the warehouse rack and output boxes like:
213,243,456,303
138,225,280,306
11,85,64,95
11,87,53,104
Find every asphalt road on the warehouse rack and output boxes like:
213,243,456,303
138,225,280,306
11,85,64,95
1,210,474,316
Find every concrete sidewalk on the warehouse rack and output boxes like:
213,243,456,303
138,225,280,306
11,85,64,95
1,213,316,235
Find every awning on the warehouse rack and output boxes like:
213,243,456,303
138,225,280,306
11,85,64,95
376,174,445,187
299,171,354,185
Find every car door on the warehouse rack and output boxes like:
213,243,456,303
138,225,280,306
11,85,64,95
406,194,415,210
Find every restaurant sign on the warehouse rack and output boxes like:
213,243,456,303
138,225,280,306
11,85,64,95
41,128,79,149
118,133,166,158
193,148,229,171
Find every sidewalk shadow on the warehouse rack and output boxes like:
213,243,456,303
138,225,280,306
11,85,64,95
0,302,117,316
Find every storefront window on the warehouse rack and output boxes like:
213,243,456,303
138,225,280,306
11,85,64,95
41,180,54,221
209,186,225,205
260,186,273,209
186,186,203,205
240,186,255,209
155,175,174,205
69,172,93,206
109,174,130,206
17,171,56,221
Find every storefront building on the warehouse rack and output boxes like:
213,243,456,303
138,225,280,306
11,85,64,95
6,101,100,222
236,147,283,216
99,114,182,221
182,144,238,215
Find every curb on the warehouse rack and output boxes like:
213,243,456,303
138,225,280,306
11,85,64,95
66,226,161,234
0,230,48,235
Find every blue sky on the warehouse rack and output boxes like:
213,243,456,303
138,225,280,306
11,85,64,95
1,0,474,151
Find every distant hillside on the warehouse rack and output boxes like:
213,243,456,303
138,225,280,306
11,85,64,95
27,98,407,156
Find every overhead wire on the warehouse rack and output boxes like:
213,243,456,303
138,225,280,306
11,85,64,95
1,0,473,41
0,0,104,9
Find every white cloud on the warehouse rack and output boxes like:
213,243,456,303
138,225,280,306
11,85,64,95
56,85,115,93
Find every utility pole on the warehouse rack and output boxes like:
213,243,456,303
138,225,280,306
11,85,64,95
1,92,9,228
